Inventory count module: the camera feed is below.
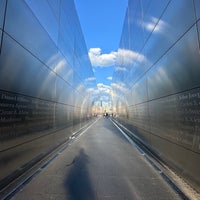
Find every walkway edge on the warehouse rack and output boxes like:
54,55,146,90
110,118,200,200
0,117,100,200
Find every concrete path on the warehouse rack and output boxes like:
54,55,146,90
12,118,181,200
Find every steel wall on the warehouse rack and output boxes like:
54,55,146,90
0,0,96,182
112,0,200,191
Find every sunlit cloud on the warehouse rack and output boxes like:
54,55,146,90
85,77,96,82
107,76,112,80
87,87,98,94
52,60,66,73
97,83,111,94
116,49,147,67
111,82,125,89
89,48,117,67
115,67,127,72
86,83,111,96
111,82,129,94
149,65,174,90
46,53,67,73
97,83,112,104
142,17,168,33
76,83,84,93
86,83,112,105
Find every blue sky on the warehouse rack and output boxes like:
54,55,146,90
74,0,128,102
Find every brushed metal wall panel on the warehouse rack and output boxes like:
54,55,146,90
0,30,2,50
149,96,182,148
55,103,74,128
142,0,195,71
112,0,200,191
198,21,200,50
0,100,74,179
175,88,200,153
115,48,149,89
131,75,148,105
5,0,58,66
45,51,74,86
127,0,170,51
0,0,6,29
127,0,144,51
147,26,200,100
0,34,56,100
150,132,200,187
194,0,200,20
24,0,59,45
128,103,150,132
141,0,170,43
47,0,60,21
73,73,83,94
0,90,55,143
56,77,74,106
57,33,74,68
74,89,83,108
0,0,95,183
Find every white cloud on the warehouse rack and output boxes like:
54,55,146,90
97,83,112,103
142,17,167,33
87,87,98,93
86,83,111,96
46,53,67,72
116,49,147,67
97,83,111,94
107,76,112,80
86,83,112,104
115,67,127,72
111,82,128,94
85,77,96,82
89,48,117,67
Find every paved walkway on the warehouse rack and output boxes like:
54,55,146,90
12,118,181,200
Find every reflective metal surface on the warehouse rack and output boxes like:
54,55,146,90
194,0,200,20
0,0,96,182
0,0,6,29
198,21,200,49
112,0,200,191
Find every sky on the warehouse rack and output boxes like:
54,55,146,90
74,0,128,105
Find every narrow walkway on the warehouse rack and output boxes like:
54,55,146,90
12,118,181,200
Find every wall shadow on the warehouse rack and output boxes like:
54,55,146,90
65,148,95,200
102,118,132,143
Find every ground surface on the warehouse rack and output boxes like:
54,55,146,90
12,118,181,200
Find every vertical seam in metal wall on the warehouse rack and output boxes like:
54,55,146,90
140,0,152,146
138,0,172,57
58,0,61,47
139,0,145,45
128,5,131,49
0,0,8,55
145,74,151,146
129,0,172,92
192,0,200,52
